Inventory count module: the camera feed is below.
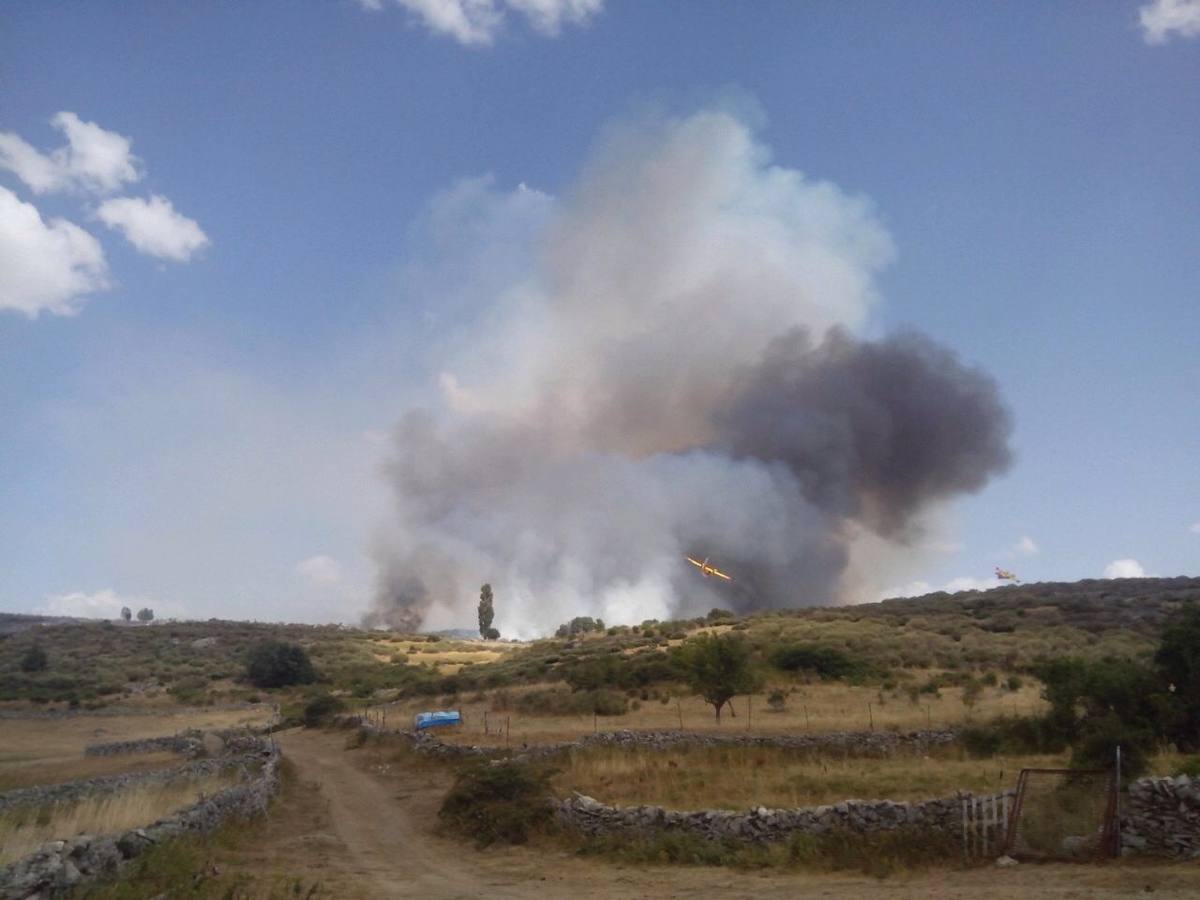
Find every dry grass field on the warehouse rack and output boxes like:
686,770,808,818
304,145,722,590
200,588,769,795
0,771,239,864
0,706,272,791
554,744,1196,810
554,744,1060,809
370,676,1048,746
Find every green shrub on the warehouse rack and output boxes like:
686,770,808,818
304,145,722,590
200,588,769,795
768,644,860,679
302,691,347,727
19,645,48,673
1173,756,1200,778
244,640,317,688
1070,711,1151,779
514,687,627,717
767,688,787,712
439,761,555,847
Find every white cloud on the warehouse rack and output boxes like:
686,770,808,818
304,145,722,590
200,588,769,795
1189,522,1200,534
1014,535,1038,556
1140,0,1200,43
1104,558,1146,578
96,194,209,262
361,0,603,45
296,555,343,588
38,589,168,620
0,111,140,195
0,185,109,316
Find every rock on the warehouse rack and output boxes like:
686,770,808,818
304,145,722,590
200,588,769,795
994,855,1018,867
201,732,225,756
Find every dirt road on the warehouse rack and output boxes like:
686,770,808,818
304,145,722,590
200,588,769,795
257,729,1199,899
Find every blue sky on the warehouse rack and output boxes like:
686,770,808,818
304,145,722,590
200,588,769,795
1,1,1197,627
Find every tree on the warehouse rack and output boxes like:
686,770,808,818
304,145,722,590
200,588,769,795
478,584,496,640
245,640,317,688
20,645,48,673
1155,603,1200,750
120,606,132,622
673,633,763,723
1036,656,1160,778
136,607,154,623
554,616,605,638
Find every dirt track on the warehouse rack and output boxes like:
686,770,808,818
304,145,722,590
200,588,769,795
262,730,1200,899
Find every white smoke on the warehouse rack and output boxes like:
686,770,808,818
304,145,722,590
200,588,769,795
369,107,1011,636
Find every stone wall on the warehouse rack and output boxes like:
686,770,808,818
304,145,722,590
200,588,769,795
1122,774,1200,859
83,733,203,758
342,720,958,762
553,789,1013,846
0,738,280,900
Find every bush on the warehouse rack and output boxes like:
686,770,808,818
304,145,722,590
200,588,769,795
19,645,48,673
959,716,1069,758
302,691,347,727
767,688,787,712
439,761,555,847
244,640,317,688
1173,756,1200,778
514,687,628,717
1070,711,1152,779
768,644,861,679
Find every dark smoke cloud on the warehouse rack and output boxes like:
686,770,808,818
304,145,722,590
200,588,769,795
717,327,1013,537
366,108,1013,635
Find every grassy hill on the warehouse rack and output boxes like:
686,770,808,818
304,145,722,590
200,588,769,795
2,577,1196,711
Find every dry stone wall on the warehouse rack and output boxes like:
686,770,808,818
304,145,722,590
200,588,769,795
553,789,1006,845
1121,775,1200,859
0,737,280,900
342,720,958,762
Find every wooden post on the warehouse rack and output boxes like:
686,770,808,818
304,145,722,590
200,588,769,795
676,698,683,731
868,702,874,731
484,711,488,735
961,796,968,858
926,706,932,729
747,695,752,731
593,710,598,734
505,716,510,747
804,705,810,730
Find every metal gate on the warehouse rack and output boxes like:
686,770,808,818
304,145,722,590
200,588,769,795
1002,768,1118,861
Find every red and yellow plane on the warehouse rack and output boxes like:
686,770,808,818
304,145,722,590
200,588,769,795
994,567,1019,582
686,556,732,581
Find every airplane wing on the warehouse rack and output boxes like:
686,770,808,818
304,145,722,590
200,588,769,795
709,567,733,581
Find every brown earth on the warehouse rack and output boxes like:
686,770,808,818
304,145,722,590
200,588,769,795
211,729,1200,899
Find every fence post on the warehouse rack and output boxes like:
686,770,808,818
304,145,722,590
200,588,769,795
961,795,968,859
1115,745,1122,856
868,702,874,731
747,695,752,731
677,698,683,731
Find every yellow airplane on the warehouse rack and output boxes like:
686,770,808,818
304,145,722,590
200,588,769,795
686,556,732,581
994,567,1019,582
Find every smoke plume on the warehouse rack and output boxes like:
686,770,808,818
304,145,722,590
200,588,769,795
366,108,1013,635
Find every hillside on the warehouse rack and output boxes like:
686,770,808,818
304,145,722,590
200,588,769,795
1,577,1197,710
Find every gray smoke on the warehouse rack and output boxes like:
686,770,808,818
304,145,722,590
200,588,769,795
366,108,1012,635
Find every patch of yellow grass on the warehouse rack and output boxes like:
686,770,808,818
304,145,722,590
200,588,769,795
0,773,239,864
554,744,1064,810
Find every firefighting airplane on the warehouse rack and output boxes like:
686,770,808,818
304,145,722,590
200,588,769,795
686,556,733,581
994,567,1020,582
